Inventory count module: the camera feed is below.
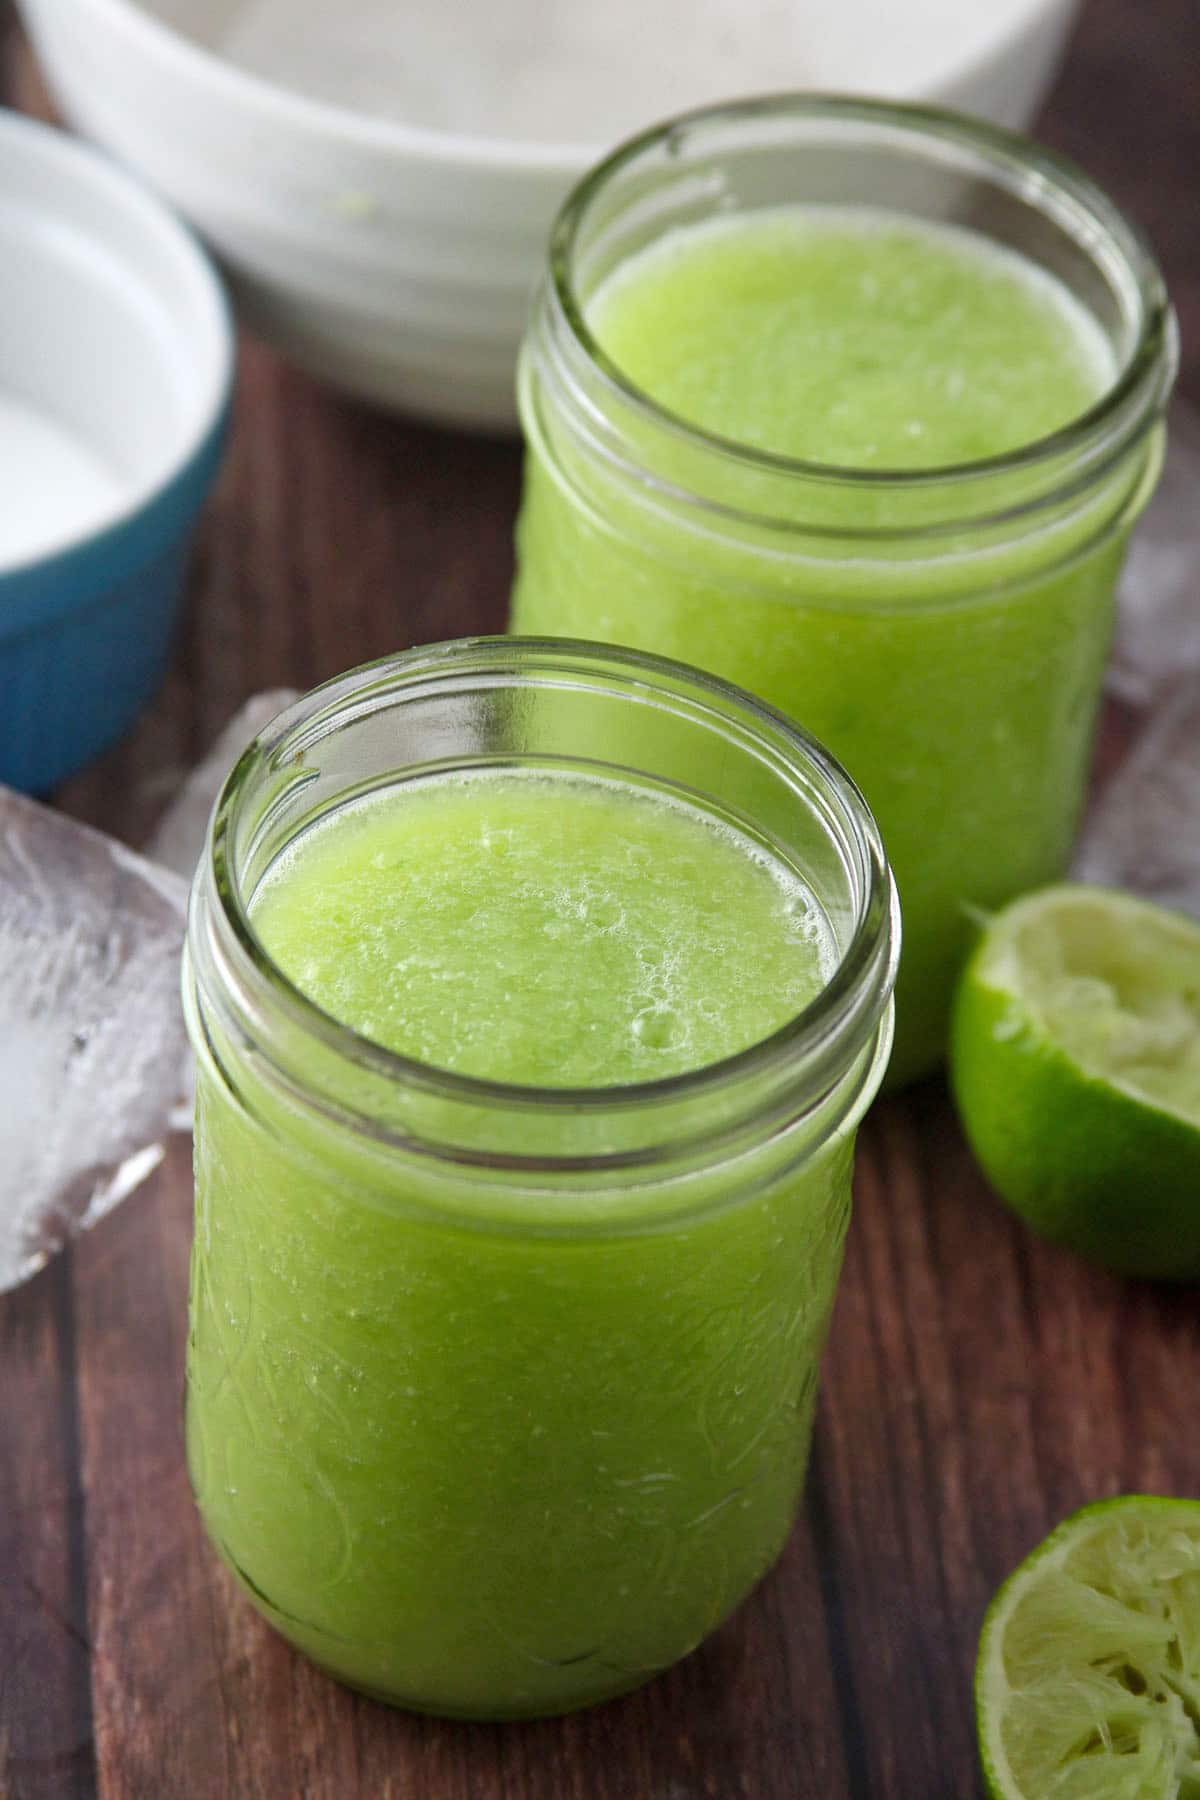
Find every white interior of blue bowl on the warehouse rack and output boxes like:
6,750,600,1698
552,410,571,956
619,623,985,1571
0,110,232,574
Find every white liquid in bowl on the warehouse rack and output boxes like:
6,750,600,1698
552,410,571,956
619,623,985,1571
0,392,128,569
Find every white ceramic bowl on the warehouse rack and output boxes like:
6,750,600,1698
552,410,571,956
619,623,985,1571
18,0,1079,431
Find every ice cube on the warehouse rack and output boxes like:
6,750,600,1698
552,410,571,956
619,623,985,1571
149,688,299,1132
1109,402,1200,707
148,688,298,882
0,788,189,1292
0,692,300,1292
1074,674,1200,918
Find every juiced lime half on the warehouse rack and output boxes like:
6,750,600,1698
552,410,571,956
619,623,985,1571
977,1497,1200,1800
950,884,1200,1279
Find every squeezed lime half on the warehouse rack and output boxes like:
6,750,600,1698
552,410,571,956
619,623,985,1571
977,1497,1200,1799
950,884,1200,1279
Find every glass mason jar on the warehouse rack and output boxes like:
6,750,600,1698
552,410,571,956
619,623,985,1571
183,638,898,1720
510,96,1177,1087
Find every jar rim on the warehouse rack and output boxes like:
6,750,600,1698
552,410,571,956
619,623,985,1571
195,638,898,1168
546,92,1175,494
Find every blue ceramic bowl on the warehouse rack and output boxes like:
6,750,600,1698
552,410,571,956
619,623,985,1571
0,109,233,793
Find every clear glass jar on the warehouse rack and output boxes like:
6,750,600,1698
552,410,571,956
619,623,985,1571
183,637,898,1719
511,96,1177,1086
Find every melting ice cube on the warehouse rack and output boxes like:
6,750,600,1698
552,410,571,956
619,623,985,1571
0,788,188,1292
148,688,299,882
1074,675,1200,919
1110,402,1200,707
0,690,298,1292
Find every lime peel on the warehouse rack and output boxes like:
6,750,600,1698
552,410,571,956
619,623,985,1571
950,884,1200,1279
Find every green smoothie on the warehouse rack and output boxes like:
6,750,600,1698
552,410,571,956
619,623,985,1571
512,203,1162,1082
186,766,866,1716
582,210,1109,472
249,771,834,1084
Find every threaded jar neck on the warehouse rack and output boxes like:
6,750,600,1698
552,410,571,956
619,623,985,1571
185,638,898,1221
522,94,1176,562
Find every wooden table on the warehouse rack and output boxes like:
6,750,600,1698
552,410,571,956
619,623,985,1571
2,6,1197,1794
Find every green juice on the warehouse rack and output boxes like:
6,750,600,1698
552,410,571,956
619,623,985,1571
512,205,1160,1082
248,772,833,1085
581,211,1108,471
186,767,865,1716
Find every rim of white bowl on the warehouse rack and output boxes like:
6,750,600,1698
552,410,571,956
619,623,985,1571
62,0,1074,173
0,107,234,581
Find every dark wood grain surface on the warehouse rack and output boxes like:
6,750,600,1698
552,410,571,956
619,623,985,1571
2,4,1198,1795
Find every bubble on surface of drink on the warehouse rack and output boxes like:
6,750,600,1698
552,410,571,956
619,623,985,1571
632,1005,685,1052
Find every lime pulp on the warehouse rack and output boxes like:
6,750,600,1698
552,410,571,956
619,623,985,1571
977,1497,1200,1800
